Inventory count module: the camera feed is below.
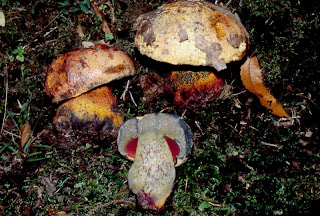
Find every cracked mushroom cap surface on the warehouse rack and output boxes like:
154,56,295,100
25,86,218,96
45,44,135,103
134,0,249,71
117,113,193,212
54,86,123,133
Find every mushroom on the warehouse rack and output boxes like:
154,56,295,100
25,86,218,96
117,113,193,212
133,1,248,107
133,0,249,72
45,44,135,133
45,44,135,103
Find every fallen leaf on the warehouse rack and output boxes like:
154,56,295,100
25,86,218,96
240,56,291,119
76,22,85,38
92,4,112,34
20,123,31,149
0,11,5,27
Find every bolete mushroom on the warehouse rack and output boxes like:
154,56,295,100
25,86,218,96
117,113,193,212
45,44,135,133
134,0,249,71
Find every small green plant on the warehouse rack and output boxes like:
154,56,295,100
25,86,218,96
10,45,26,62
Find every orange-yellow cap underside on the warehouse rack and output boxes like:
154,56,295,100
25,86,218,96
54,86,123,132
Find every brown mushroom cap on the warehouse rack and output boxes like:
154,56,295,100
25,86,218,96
134,0,249,71
54,86,123,132
45,44,135,103
117,113,193,211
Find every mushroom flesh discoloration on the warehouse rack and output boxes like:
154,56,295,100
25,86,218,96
117,113,193,212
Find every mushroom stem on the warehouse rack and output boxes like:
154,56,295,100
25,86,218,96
128,132,175,211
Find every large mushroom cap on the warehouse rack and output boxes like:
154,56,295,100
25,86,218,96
134,0,249,71
45,44,135,103
117,113,193,211
54,86,123,132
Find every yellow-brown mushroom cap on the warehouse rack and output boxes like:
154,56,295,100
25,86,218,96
134,0,249,71
45,44,135,103
54,86,123,132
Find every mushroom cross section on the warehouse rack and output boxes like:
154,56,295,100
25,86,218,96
117,113,193,211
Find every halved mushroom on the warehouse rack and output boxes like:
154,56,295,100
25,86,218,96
134,0,249,71
45,44,135,103
168,70,224,107
54,86,123,132
117,113,193,212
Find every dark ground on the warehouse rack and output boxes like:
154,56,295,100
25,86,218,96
0,0,319,215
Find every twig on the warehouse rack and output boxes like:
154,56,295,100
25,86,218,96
43,26,58,37
296,93,316,105
225,0,232,6
184,178,188,193
23,12,62,49
1,64,8,134
230,90,247,97
261,141,281,148
195,120,204,135
128,91,137,107
208,202,225,208
2,129,20,138
120,80,130,101
249,125,259,132
119,79,137,106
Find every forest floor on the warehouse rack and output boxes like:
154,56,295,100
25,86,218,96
0,0,319,215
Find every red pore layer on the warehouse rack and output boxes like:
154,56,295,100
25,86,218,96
125,136,180,164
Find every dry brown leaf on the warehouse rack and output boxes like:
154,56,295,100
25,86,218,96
20,123,31,148
240,56,291,120
92,4,112,34
76,23,85,38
